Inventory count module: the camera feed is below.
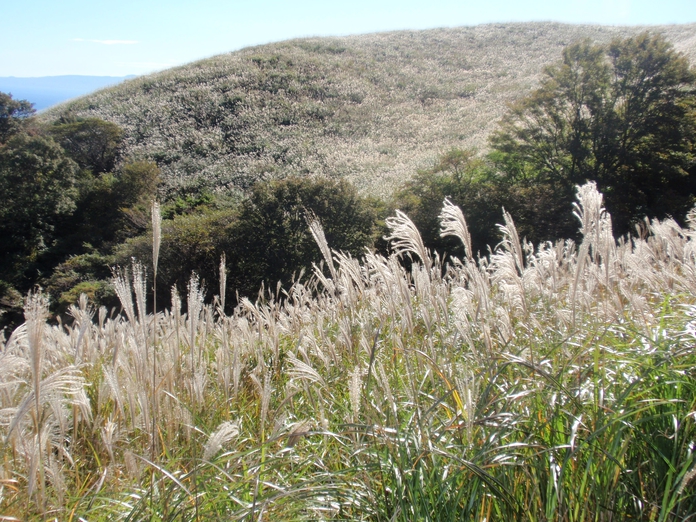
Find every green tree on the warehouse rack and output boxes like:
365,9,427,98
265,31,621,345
0,105,158,326
113,176,378,312
227,176,378,299
49,117,124,174
48,160,161,268
44,251,118,315
395,149,503,259
114,207,236,310
0,133,79,285
0,92,35,143
42,160,160,316
116,160,161,207
491,33,696,236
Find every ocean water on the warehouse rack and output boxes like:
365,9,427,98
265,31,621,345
0,75,136,111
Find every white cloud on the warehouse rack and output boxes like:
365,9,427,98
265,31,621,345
72,38,139,45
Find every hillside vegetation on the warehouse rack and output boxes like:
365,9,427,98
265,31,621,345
3,24,695,335
43,22,696,197
3,23,696,520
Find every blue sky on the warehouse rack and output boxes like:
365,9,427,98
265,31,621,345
3,0,696,77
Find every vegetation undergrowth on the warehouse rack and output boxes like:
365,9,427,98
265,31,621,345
1,182,696,520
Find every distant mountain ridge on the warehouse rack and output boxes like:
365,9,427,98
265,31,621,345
0,75,136,111
41,23,696,198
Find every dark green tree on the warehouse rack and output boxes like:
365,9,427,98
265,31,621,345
113,176,378,312
227,176,378,299
49,117,124,174
0,105,157,325
491,33,696,236
113,207,235,310
0,92,35,143
116,160,161,207
395,149,503,258
49,160,161,269
43,160,160,316
0,133,79,285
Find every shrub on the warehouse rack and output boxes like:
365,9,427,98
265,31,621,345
48,117,124,174
225,175,378,298
394,149,504,258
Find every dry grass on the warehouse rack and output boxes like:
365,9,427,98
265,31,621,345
2,183,696,519
42,22,696,198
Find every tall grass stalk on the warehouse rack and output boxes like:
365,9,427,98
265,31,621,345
150,201,162,513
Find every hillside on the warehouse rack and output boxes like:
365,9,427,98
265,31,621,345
4,24,696,518
44,22,696,198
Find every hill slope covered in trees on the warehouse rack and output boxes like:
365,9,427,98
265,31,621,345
43,22,696,198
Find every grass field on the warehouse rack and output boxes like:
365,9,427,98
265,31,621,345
42,22,696,198
1,182,695,520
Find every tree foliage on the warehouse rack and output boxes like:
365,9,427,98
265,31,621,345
0,133,79,284
491,32,696,236
0,92,159,327
0,92,35,143
114,207,235,310
114,176,379,311
227,176,378,298
394,149,503,258
51,160,161,262
49,117,124,174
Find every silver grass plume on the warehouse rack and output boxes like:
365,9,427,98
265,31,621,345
187,274,204,359
376,362,396,417
25,292,49,419
67,294,94,364
150,201,161,461
306,211,337,280
25,290,49,506
439,198,473,261
219,253,227,314
7,367,89,439
132,260,147,329
349,365,362,423
151,201,161,282
573,182,606,248
112,267,135,326
9,291,89,504
101,419,119,462
498,208,525,275
677,463,696,497
203,420,240,461
686,206,696,249
286,352,326,389
491,210,528,315
571,182,609,327
250,369,273,438
285,419,313,448
385,210,432,272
